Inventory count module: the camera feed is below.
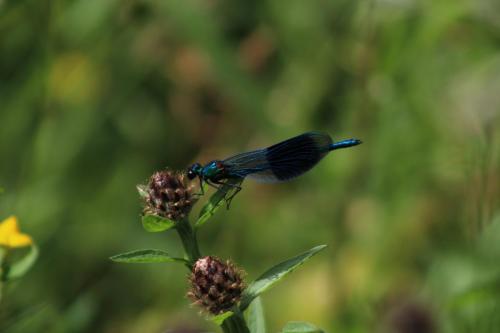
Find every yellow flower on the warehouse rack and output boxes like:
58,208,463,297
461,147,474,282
0,216,33,248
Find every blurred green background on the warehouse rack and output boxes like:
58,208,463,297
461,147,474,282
1,0,499,332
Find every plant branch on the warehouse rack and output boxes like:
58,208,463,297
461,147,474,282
175,218,201,266
221,312,250,333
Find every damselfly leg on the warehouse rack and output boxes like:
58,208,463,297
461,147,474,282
205,179,243,209
212,180,242,209
191,177,206,198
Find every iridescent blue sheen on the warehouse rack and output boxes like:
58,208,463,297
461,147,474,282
187,132,361,188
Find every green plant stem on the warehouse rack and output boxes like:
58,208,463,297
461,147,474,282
175,218,201,267
221,312,250,333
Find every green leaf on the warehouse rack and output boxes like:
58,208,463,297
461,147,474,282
211,311,234,325
247,297,266,333
141,214,175,232
195,178,242,228
281,322,324,333
109,249,186,264
136,184,149,199
240,245,327,311
4,244,39,281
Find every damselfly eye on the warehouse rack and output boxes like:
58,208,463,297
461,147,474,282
187,168,196,180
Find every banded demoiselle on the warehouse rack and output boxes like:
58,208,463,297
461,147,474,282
187,131,361,204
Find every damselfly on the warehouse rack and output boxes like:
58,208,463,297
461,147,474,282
187,131,361,204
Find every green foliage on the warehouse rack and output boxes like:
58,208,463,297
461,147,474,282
247,297,266,333
196,179,242,228
109,249,185,264
136,185,149,199
281,322,324,333
212,311,235,326
141,214,176,232
2,245,39,281
240,245,327,311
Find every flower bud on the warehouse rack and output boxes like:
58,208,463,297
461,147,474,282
187,256,245,315
141,170,196,221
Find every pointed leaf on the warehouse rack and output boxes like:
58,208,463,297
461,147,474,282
240,245,327,311
136,184,149,199
141,214,175,232
3,244,38,281
110,249,186,264
282,322,324,333
211,311,234,325
247,297,266,333
195,178,242,228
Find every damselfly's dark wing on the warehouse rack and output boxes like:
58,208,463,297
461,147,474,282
222,132,333,183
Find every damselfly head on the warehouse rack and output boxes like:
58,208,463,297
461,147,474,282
187,163,202,180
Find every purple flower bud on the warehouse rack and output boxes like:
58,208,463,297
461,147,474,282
187,256,245,315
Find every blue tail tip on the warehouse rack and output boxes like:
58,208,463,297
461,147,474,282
330,138,362,150
342,138,362,146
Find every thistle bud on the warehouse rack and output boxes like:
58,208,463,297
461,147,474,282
187,256,245,315
140,170,196,221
